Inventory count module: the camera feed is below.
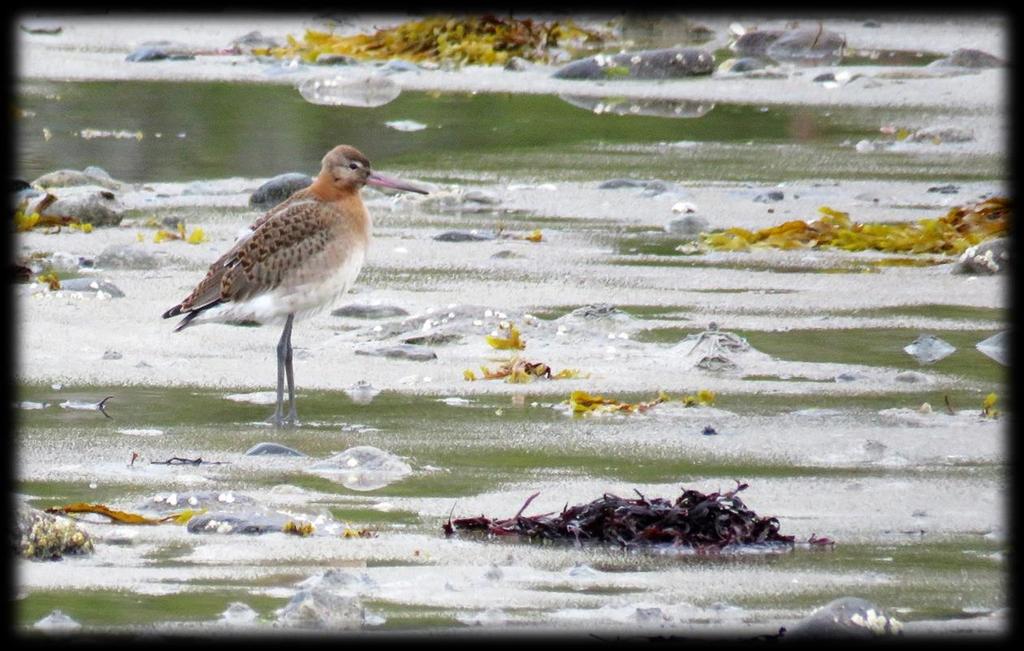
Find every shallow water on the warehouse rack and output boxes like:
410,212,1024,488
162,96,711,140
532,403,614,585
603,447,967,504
14,57,1008,636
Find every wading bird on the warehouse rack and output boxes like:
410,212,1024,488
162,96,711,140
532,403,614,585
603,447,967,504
162,145,429,426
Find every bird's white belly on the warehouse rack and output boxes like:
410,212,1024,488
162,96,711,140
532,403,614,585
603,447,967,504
200,250,365,326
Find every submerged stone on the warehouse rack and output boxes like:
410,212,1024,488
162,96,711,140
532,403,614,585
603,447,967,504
903,335,956,364
187,511,291,535
665,215,709,236
307,445,412,491
730,30,785,57
248,172,313,210
219,602,259,626
560,95,714,119
765,29,846,65
32,168,122,191
57,278,125,297
245,442,306,457
298,75,401,108
975,331,1007,365
276,589,365,629
929,48,1003,69
344,380,381,405
553,47,714,80
434,230,494,242
787,597,903,638
332,303,409,319
297,569,379,593
717,57,767,73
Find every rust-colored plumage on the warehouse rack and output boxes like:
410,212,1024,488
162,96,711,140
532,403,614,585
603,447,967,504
162,144,428,426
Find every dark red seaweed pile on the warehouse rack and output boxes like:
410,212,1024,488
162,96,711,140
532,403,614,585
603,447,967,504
444,482,829,551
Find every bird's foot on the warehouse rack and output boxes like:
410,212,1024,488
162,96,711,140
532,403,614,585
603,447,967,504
266,410,284,428
283,409,300,428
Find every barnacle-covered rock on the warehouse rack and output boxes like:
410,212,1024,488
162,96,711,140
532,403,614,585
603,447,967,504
14,503,94,560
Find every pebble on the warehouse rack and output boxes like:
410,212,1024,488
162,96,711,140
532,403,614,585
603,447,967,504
753,190,784,202
975,331,1007,365
20,20,64,35
102,350,122,360
927,184,960,194
57,278,125,297
244,442,306,457
126,41,195,62
249,172,313,210
955,238,1008,275
717,57,767,73
315,53,358,65
765,29,846,65
903,335,956,364
230,30,283,53
434,230,494,242
307,445,413,491
894,370,932,384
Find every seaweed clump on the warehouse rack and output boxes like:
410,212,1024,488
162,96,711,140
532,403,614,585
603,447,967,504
703,196,1009,255
444,483,826,552
264,15,605,66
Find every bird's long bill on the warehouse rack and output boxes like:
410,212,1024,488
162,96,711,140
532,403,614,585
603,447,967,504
366,171,430,194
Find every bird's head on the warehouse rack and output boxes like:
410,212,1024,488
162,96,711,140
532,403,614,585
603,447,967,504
320,145,429,195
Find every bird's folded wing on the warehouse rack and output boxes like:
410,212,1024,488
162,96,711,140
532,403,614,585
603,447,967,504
177,200,336,312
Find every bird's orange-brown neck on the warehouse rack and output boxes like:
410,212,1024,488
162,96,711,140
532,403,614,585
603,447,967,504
308,172,363,202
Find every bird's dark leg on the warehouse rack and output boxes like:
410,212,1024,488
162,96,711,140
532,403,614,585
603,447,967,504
283,313,299,426
268,315,294,427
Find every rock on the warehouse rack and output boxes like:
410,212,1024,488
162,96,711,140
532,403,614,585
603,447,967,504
907,126,973,143
787,597,903,638
812,72,836,83
927,184,960,194
730,30,785,57
553,48,714,80
599,179,648,189
102,350,122,360
126,41,195,62
854,140,877,153
32,168,122,191
566,304,625,320
355,344,437,361
314,52,358,65
504,56,532,71
975,331,1007,365
753,190,784,202
930,48,1003,69
384,119,427,132
765,29,846,65
20,20,64,35
249,173,313,210
717,57,767,73
421,189,502,214
665,215,709,236
244,442,306,457
956,238,1008,275
433,230,494,242
187,511,292,535
297,569,378,593
41,190,124,226
307,445,413,491
599,178,683,195
903,335,956,364
892,368,933,384
331,303,410,319
97,244,160,270
490,250,522,259
344,380,381,405
561,95,715,118
139,490,256,513
275,589,365,629
671,202,698,214
219,602,259,626
33,610,81,633
862,20,882,28
230,30,282,53
14,503,94,560
402,332,462,346
57,278,125,297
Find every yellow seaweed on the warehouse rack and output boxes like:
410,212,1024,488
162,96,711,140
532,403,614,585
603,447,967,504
486,322,525,350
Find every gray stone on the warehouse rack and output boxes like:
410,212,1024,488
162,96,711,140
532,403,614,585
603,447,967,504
315,53,358,66
812,72,836,83
126,41,195,62
58,278,125,297
490,250,522,259
930,48,1003,69
765,29,846,65
927,184,960,194
381,59,421,73
275,588,365,629
97,244,160,270
230,30,282,53
753,190,785,203
102,350,122,360
355,343,437,361
599,178,648,189
187,511,291,535
599,178,683,195
903,335,956,364
139,490,257,514
245,442,306,457
42,190,124,226
20,20,63,35
718,57,767,73
956,238,1008,274
553,48,714,80
249,173,313,210
14,503,94,560
787,597,903,638
307,445,413,491
561,95,715,118
402,332,462,346
32,169,122,191
434,231,494,242
731,30,785,57
33,610,81,632
565,304,626,320
331,303,410,319
665,215,709,236
975,331,1007,366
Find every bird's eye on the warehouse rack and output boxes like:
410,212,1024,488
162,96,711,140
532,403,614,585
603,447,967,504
349,162,359,170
